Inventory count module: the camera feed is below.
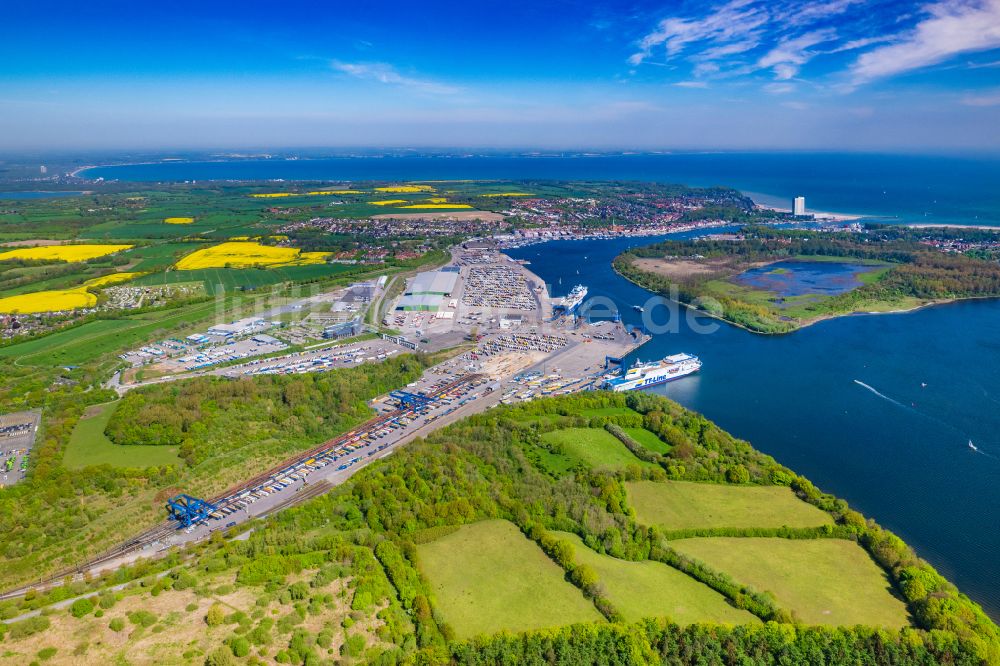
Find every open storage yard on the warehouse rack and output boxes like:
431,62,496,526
0,409,39,487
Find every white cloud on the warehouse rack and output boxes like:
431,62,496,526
851,0,1000,83
764,82,796,94
629,0,769,65
962,88,1000,105
331,61,459,95
757,29,837,79
674,80,710,88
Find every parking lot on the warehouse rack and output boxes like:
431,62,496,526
0,410,40,487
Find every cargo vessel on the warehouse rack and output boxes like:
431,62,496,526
601,353,701,392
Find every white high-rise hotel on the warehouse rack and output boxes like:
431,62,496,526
793,196,806,216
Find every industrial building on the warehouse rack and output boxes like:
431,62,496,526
407,270,458,297
396,294,445,311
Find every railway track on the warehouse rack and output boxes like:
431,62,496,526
0,373,485,600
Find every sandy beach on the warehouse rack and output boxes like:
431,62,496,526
906,223,1000,230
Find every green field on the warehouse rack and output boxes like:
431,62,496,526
541,427,657,472
63,402,181,469
416,520,602,639
623,426,672,454
131,263,357,295
553,532,758,625
670,537,911,627
0,297,228,367
626,480,833,530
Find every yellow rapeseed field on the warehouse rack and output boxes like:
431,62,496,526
0,244,133,263
426,197,449,203
481,192,535,197
0,271,138,313
374,185,435,193
83,272,139,288
370,199,408,206
0,289,96,314
306,190,365,195
174,242,330,270
250,193,295,198
400,204,474,209
164,217,195,224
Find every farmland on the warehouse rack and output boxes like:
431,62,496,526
0,244,133,263
625,480,834,530
670,537,911,627
416,520,603,639
173,241,331,270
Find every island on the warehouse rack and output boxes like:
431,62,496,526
614,226,1000,334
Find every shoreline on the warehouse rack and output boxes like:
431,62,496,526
906,223,1000,231
613,257,993,336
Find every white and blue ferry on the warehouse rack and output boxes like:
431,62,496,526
602,353,701,392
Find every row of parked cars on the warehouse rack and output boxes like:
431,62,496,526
191,374,488,532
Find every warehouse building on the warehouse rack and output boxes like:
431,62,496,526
407,270,458,297
396,294,445,311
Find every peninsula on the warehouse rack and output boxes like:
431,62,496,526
614,226,1000,334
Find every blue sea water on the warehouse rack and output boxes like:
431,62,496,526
507,232,1000,621
736,260,880,298
81,152,1000,226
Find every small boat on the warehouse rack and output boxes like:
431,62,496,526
633,305,644,312
969,440,979,452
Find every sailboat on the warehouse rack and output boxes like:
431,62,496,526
969,440,979,452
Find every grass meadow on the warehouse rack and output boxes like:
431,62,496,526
553,532,758,625
416,520,602,639
625,480,834,530
63,402,181,469
540,427,658,472
670,537,911,627
623,426,672,454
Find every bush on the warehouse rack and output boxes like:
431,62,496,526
127,610,157,628
205,603,225,627
342,634,366,658
204,646,237,666
70,597,94,618
7,615,50,640
229,636,250,657
109,617,125,632
37,647,57,661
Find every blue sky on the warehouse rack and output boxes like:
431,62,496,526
2,0,999,152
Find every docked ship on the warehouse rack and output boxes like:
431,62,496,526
554,284,588,315
602,353,701,392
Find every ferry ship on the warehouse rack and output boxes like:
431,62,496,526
602,353,701,392
554,284,588,314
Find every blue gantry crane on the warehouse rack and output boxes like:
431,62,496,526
166,494,217,528
389,390,434,409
